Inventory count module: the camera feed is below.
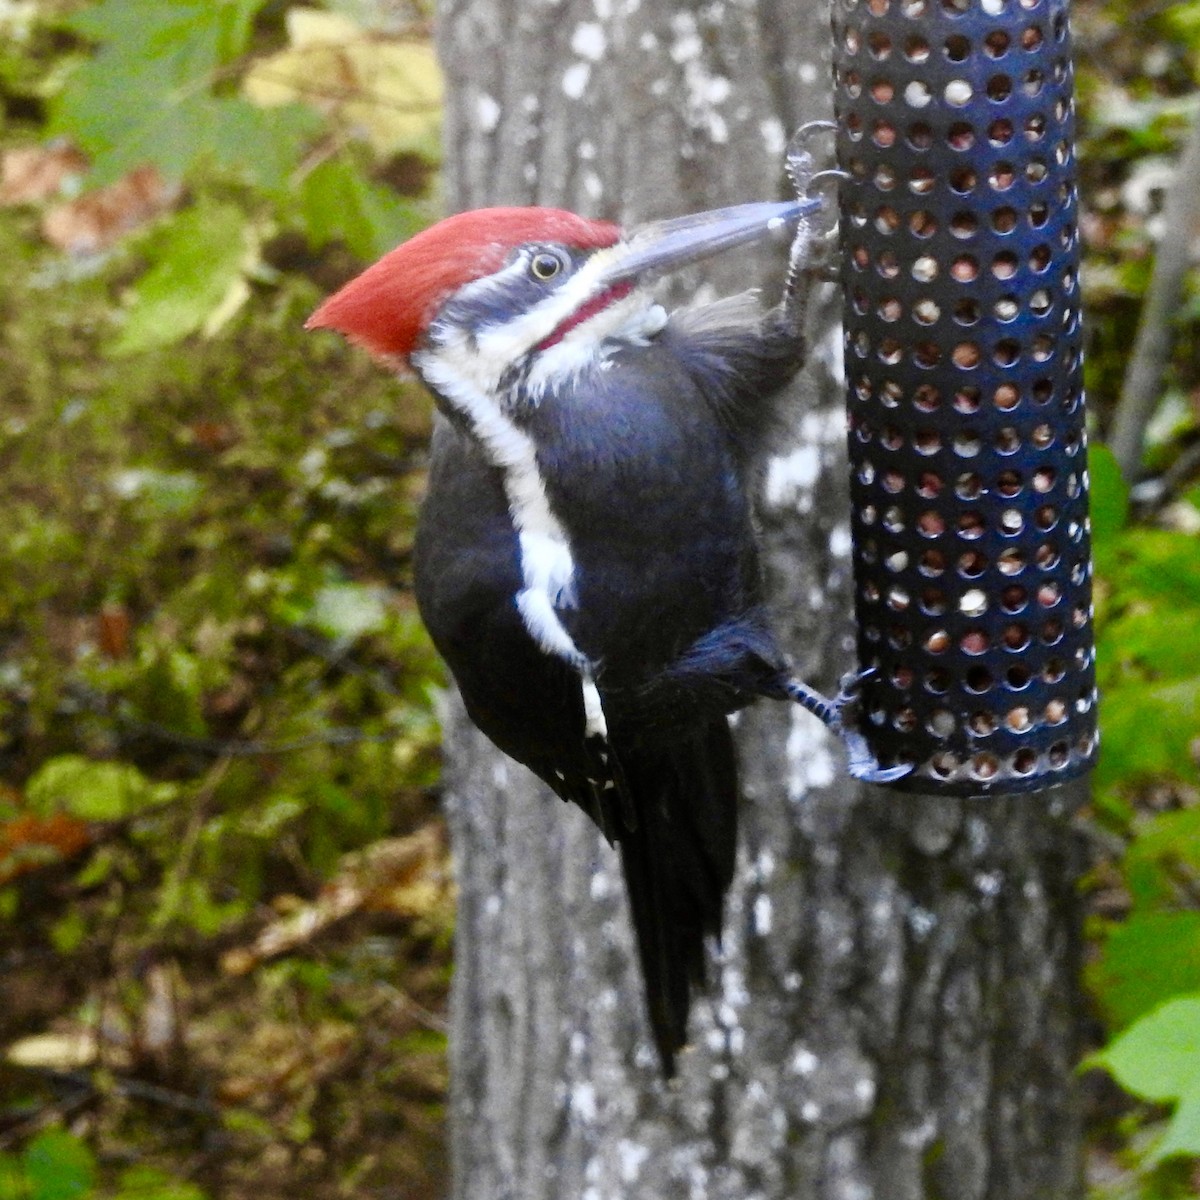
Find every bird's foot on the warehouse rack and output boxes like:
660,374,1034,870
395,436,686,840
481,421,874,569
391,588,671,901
782,669,912,784
782,123,844,313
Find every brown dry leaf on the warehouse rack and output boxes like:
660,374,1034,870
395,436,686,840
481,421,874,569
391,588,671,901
0,812,93,885
98,602,132,659
0,141,88,206
222,824,451,975
41,165,180,255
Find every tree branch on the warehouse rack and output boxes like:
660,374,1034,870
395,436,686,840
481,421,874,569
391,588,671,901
1108,105,1200,482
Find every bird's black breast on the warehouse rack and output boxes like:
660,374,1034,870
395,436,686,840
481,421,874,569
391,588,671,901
413,418,590,778
522,341,763,683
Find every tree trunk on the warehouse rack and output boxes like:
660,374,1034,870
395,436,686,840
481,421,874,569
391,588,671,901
435,1,1088,1196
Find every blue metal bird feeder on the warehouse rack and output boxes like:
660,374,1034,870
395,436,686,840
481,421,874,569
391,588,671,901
832,0,1097,792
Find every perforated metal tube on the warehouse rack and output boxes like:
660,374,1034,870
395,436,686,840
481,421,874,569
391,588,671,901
832,0,1097,793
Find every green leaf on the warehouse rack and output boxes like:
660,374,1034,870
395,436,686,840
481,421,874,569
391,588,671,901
51,1,269,185
1094,677,1200,793
299,156,424,260
1156,1089,1200,1162
22,1130,94,1200
1124,807,1200,909
1088,994,1200,1102
1090,443,1130,546
1090,913,1200,1028
1088,995,1200,1162
113,1165,207,1200
25,755,166,822
65,0,262,65
204,99,323,197
1097,607,1200,685
1107,530,1200,610
0,1151,25,1200
113,202,249,356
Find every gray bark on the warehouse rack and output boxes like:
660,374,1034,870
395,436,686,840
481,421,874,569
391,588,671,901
435,1,1088,1196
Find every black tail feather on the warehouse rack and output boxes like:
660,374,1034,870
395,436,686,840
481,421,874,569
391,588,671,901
614,717,739,1076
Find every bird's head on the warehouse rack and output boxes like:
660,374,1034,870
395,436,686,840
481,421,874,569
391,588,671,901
307,198,818,403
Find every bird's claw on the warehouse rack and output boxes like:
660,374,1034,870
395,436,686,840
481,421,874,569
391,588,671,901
835,665,876,707
785,121,839,201
843,729,914,783
830,667,912,783
782,667,910,783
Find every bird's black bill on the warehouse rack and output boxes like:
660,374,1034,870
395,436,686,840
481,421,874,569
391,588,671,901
598,198,824,286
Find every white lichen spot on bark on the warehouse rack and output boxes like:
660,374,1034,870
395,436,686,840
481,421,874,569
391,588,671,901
908,905,937,938
764,444,821,510
571,21,608,60
563,61,592,98
760,116,787,155
668,11,703,61
829,522,853,558
753,892,773,936
975,869,1003,897
584,171,604,201
785,706,837,798
571,1081,599,1122
798,61,819,83
755,847,776,880
476,92,501,133
799,405,843,449
721,965,750,1008
617,1139,650,1183
791,1045,819,1075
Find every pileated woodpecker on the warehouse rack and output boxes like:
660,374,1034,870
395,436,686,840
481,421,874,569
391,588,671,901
308,189,906,1075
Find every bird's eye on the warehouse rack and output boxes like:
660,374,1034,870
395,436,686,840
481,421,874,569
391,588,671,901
529,250,565,281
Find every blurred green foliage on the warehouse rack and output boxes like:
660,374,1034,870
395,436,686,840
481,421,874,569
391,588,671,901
0,3,449,1197
1085,451,1200,1196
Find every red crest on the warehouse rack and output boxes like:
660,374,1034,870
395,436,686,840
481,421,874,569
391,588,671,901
306,207,621,361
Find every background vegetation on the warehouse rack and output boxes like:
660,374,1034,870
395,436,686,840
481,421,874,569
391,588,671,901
0,0,1199,1197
